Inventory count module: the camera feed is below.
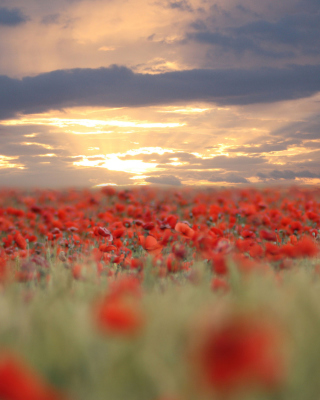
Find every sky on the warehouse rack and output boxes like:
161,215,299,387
0,0,320,188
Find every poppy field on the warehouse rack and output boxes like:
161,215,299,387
0,185,320,400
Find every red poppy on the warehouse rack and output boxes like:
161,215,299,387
189,310,287,396
138,235,163,256
13,232,27,250
260,230,277,242
94,296,144,337
175,222,195,239
0,352,67,400
293,236,319,258
96,227,113,241
211,277,229,293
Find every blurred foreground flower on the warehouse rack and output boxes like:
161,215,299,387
94,297,145,337
93,276,145,337
188,307,287,397
0,352,67,400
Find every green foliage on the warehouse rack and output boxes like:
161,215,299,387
1,256,320,400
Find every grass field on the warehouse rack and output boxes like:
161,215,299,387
0,185,319,400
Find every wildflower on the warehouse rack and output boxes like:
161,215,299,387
108,275,142,300
211,253,228,275
139,235,163,256
188,308,287,396
0,352,66,400
175,222,195,239
293,236,319,258
94,296,144,337
211,277,229,293
13,232,27,250
260,230,277,242
94,227,113,241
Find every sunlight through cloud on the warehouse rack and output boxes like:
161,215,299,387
2,117,185,130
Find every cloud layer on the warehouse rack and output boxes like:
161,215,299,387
1,63,320,120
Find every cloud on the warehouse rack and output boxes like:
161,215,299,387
303,141,320,149
187,31,295,59
145,174,182,185
41,13,61,25
271,113,320,139
165,155,267,170
0,7,29,26
1,64,320,120
208,173,249,183
0,163,132,188
227,139,299,153
167,0,193,12
257,169,320,180
233,12,320,56
185,3,320,65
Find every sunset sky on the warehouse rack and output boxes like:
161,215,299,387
0,0,320,188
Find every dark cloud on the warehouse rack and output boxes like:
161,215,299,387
208,173,249,183
235,4,262,18
187,31,295,59
145,174,182,185
233,12,320,55
227,140,297,153
186,4,320,62
41,13,61,25
0,143,61,157
257,169,320,181
0,7,29,26
1,64,320,120
167,0,193,12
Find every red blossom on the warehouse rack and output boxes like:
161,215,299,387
13,232,27,250
0,352,67,400
294,236,319,258
96,227,113,240
211,277,229,292
175,222,195,239
138,235,163,256
94,296,144,337
189,310,287,396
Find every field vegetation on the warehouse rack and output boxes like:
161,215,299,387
0,185,320,400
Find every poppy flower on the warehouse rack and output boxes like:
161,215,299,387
293,236,319,258
112,228,126,238
93,296,144,337
211,277,229,293
260,230,277,242
0,255,7,282
189,309,287,396
108,275,142,300
211,253,228,276
0,352,67,400
175,222,195,239
13,232,27,250
96,227,113,241
138,235,163,256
